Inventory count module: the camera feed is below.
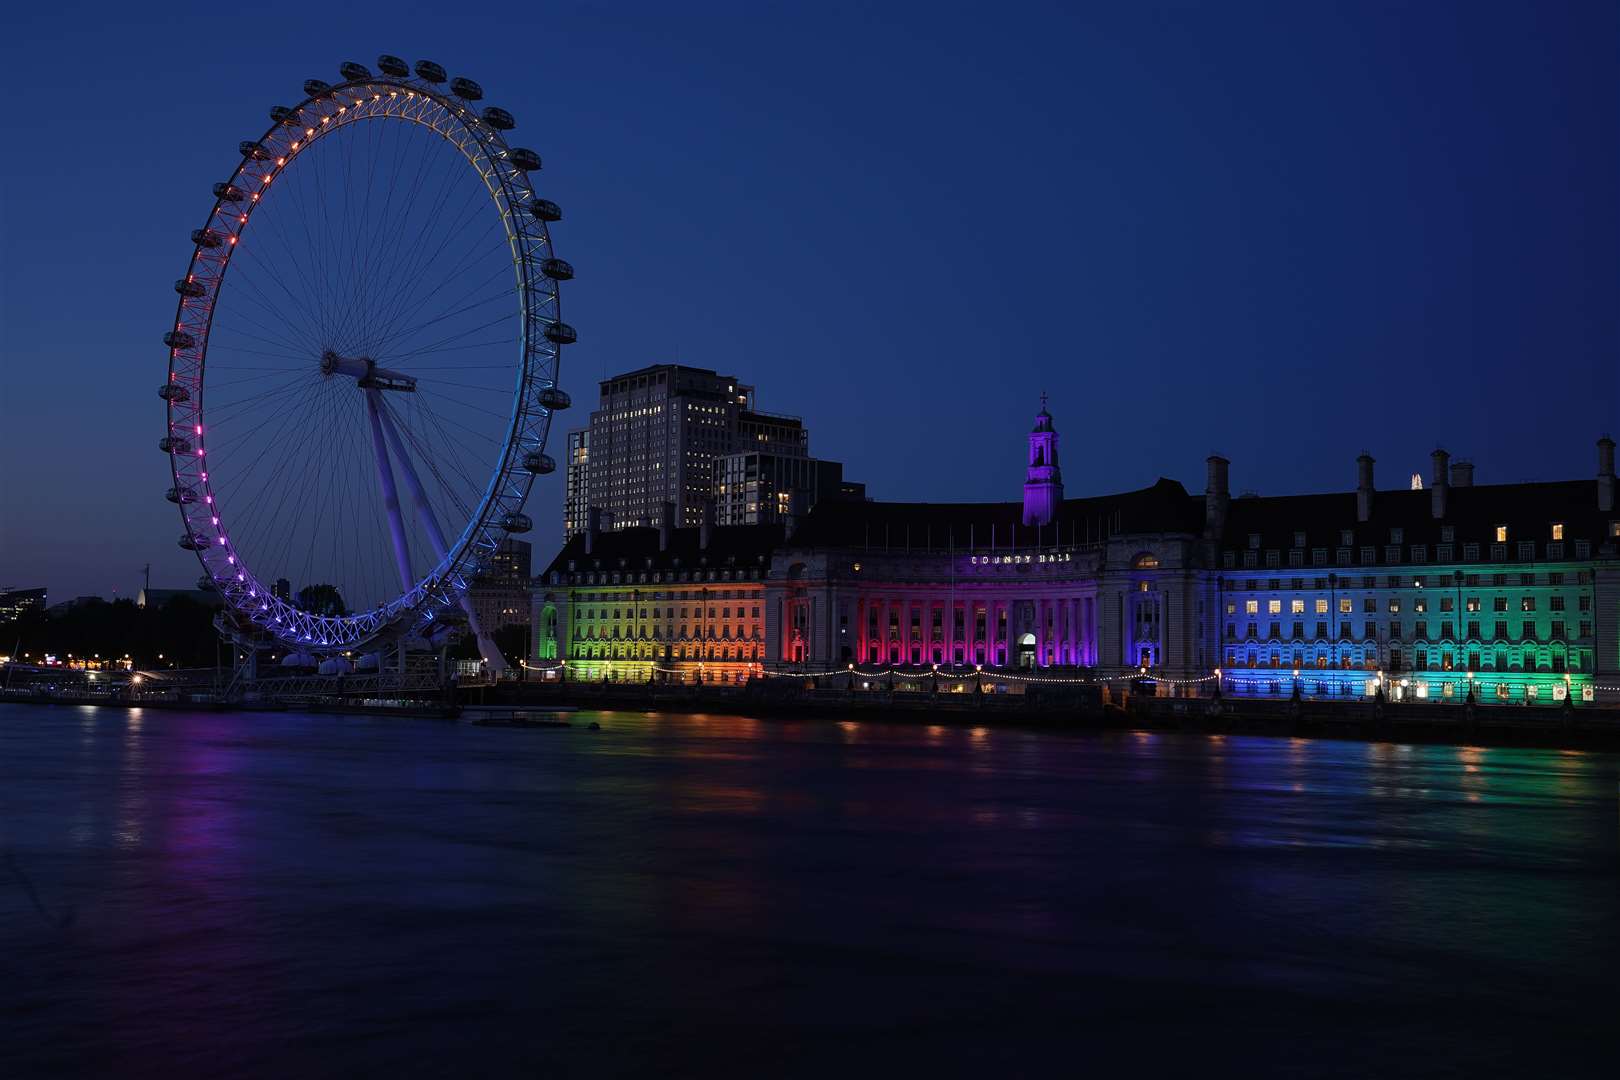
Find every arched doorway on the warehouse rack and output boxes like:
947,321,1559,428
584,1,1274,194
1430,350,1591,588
1018,633,1037,669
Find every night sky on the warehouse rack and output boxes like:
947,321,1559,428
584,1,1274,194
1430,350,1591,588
2,0,1615,602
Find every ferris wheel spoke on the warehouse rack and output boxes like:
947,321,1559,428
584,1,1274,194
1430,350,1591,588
206,374,315,426
370,246,511,346
372,282,520,360
364,182,495,350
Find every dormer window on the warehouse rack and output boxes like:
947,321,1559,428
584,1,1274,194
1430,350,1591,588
1340,530,1353,546
1440,526,1455,543
1551,523,1564,541
1390,528,1404,544
1495,525,1509,543
1293,531,1306,548
1248,533,1261,550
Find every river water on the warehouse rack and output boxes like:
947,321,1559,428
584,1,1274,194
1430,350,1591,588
2,704,1615,1077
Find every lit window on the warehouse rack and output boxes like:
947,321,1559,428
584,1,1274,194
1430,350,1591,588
1267,600,1281,615
1245,600,1259,615
1549,522,1563,541
1290,599,1305,614
1315,599,1329,614
1495,525,1508,543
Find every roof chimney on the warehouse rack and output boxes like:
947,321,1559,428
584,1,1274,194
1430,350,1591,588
1430,448,1450,519
699,499,715,550
585,506,601,555
658,501,674,552
1204,455,1229,540
1599,435,1615,513
1356,453,1375,522
1450,460,1474,488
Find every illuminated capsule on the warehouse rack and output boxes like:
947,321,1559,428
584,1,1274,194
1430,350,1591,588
159,436,192,454
414,59,447,83
376,54,409,78
543,322,577,345
213,182,244,202
339,61,371,81
190,229,223,249
269,105,299,125
178,533,211,551
528,198,562,222
538,387,571,409
164,330,196,349
499,512,533,533
450,76,483,101
175,278,206,298
523,451,556,475
166,485,199,505
481,106,515,130
158,383,191,402
540,257,573,281
239,140,272,161
506,147,540,172
304,78,333,97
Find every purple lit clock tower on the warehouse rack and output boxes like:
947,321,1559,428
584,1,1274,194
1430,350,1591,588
1022,395,1064,526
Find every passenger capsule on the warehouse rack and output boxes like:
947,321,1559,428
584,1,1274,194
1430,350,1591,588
190,228,223,249
158,383,191,402
523,451,557,475
213,182,244,202
499,512,533,534
175,278,206,298
543,322,577,345
269,105,299,125
159,436,192,454
538,387,572,410
449,76,483,101
166,485,199,505
304,78,333,97
163,330,196,349
528,198,562,222
376,54,410,77
540,257,574,281
505,147,541,172
414,59,447,83
179,533,211,551
239,140,272,161
339,61,371,82
481,106,515,130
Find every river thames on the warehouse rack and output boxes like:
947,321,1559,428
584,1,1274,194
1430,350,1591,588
2,704,1615,1077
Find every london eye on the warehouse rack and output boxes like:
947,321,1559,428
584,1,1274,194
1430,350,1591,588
160,56,573,672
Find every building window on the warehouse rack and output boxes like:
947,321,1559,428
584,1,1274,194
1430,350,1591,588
1290,599,1305,615
1293,531,1306,548
1440,526,1455,543
1267,600,1282,615
1551,523,1564,541
1340,530,1354,546
1245,600,1259,615
1390,528,1404,544
1495,525,1508,543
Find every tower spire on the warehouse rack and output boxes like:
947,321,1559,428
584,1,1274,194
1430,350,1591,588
1023,396,1063,526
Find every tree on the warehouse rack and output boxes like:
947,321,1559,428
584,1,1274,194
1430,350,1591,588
295,584,347,616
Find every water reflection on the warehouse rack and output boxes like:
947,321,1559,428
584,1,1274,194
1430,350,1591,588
1,705,1616,1077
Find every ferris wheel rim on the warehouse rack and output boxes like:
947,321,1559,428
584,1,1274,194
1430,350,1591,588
161,64,568,653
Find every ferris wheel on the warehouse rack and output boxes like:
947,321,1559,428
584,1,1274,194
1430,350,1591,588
160,56,573,670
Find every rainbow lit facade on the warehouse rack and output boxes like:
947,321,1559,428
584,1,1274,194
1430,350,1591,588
536,410,1620,705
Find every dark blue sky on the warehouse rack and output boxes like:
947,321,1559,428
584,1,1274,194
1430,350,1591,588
2,0,1615,601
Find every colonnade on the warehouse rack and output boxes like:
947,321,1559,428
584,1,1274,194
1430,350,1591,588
852,593,1096,667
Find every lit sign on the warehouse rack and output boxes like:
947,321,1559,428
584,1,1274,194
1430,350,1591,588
970,552,1073,565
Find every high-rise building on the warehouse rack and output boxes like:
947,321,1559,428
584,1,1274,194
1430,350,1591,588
468,538,533,632
714,452,852,526
564,429,591,538
562,364,816,536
